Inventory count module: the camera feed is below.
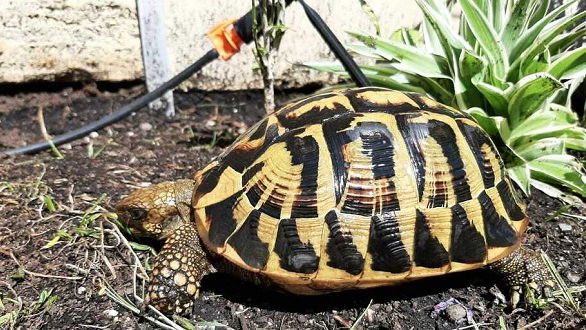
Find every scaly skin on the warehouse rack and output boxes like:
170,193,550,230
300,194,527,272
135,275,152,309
146,223,215,314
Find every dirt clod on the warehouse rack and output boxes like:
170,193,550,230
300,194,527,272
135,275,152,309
445,304,467,322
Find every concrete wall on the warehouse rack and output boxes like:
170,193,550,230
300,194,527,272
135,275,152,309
0,0,422,90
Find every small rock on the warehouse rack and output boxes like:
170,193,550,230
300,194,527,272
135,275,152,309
139,122,153,131
205,120,216,127
558,223,572,232
126,131,135,137
77,286,86,295
445,304,467,322
473,302,485,313
89,131,99,138
298,315,307,323
103,309,118,318
366,308,375,323
566,271,581,283
62,143,72,150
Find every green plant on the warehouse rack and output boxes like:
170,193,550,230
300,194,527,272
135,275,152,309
306,0,586,201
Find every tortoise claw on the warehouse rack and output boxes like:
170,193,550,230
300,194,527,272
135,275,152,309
510,286,522,308
490,247,556,308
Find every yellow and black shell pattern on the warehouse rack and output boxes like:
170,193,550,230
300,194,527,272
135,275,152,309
191,87,527,294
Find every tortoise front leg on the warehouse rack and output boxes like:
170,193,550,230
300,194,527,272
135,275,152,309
489,246,555,308
145,223,215,314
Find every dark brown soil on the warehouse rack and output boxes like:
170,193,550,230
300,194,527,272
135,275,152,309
0,83,584,330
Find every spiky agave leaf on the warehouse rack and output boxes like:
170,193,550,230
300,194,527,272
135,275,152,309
307,0,586,200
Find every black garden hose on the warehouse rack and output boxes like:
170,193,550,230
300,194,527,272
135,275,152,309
2,49,219,156
297,0,370,87
2,0,369,156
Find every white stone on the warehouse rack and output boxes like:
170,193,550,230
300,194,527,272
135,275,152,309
77,286,86,295
559,223,572,232
139,122,153,131
0,0,422,90
103,309,119,318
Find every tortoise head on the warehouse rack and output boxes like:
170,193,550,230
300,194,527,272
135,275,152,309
116,180,194,239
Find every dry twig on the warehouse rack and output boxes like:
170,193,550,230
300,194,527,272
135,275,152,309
2,248,82,280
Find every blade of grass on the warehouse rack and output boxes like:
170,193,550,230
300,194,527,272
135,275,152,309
541,251,581,313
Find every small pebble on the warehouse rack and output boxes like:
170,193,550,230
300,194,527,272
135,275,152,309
126,131,135,137
139,122,153,131
77,286,86,295
566,271,581,283
62,143,72,150
206,120,216,127
89,131,99,138
366,308,375,323
558,223,572,232
473,302,485,313
298,315,307,323
445,304,467,322
103,309,118,318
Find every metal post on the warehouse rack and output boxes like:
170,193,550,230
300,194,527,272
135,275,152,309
136,0,175,117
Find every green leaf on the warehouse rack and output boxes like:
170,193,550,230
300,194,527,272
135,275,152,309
43,195,57,212
508,164,531,196
528,0,550,27
508,0,577,60
415,0,469,51
302,62,347,73
530,179,584,205
129,241,157,255
565,75,586,108
547,24,586,55
348,32,451,78
501,0,534,51
507,73,563,125
473,80,509,117
507,110,575,145
515,138,565,161
459,50,486,80
364,73,428,93
490,0,506,33
402,28,422,46
422,16,447,56
467,107,510,140
0,311,18,326
509,10,586,79
528,155,586,197
459,0,507,78
346,42,383,59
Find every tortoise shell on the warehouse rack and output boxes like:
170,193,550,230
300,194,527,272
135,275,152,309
191,87,527,294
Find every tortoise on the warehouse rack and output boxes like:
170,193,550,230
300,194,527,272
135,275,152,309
116,87,553,314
